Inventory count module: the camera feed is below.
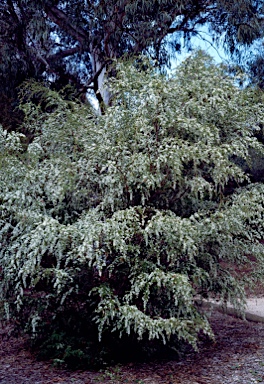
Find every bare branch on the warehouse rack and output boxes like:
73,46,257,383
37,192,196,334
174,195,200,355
36,53,50,69
84,60,111,88
194,31,229,63
47,46,81,63
6,0,20,23
44,5,89,47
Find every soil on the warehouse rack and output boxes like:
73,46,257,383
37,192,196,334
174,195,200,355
0,309,264,384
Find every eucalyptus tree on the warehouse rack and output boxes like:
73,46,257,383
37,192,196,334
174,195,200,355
1,53,264,367
247,45,264,91
0,0,263,118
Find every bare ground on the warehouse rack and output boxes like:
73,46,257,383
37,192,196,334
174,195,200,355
0,309,264,384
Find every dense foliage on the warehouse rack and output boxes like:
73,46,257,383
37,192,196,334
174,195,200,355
1,52,264,367
0,0,263,122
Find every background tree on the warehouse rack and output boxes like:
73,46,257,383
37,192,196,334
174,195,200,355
1,52,264,368
247,43,264,90
0,0,263,121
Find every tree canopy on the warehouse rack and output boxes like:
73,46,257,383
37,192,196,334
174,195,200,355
1,52,264,367
1,0,263,119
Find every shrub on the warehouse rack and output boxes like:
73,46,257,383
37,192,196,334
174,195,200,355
1,52,264,367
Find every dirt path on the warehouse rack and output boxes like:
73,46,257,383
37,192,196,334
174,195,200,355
1,310,264,384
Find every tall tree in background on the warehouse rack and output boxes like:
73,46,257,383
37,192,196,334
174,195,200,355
247,44,264,89
0,0,263,120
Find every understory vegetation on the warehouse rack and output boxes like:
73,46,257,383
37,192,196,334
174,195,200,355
1,52,264,368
